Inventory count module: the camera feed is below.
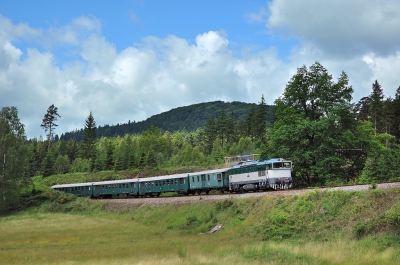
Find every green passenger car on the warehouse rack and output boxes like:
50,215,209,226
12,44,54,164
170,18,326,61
52,182,93,197
138,173,190,197
92,179,139,198
188,168,230,194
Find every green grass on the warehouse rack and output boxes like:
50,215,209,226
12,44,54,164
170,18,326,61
1,188,400,264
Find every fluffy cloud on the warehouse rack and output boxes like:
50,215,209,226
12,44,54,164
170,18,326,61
267,0,400,57
0,16,290,138
265,0,400,100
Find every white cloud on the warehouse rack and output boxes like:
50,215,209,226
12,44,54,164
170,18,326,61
244,8,269,24
0,16,288,138
267,0,400,57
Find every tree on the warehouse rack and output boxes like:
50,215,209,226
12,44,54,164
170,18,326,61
392,86,400,141
41,151,55,177
245,105,256,140
269,62,371,186
54,155,70,174
204,114,217,154
0,107,29,212
80,111,97,163
217,109,228,149
226,111,236,144
255,94,268,143
369,80,384,134
41,104,61,151
354,96,370,121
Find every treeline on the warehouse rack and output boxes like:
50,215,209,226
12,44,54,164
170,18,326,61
59,101,273,141
353,80,400,140
26,96,270,178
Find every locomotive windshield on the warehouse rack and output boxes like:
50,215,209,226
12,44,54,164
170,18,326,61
272,162,291,169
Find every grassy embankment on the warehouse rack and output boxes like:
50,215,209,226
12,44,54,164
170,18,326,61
1,187,400,264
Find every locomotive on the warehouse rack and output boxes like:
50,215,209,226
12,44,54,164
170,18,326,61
51,158,292,198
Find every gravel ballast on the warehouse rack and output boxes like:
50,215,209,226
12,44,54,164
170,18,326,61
99,182,400,210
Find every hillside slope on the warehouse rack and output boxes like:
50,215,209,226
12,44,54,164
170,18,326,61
60,100,273,141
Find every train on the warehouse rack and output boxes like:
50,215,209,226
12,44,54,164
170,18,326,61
51,158,293,198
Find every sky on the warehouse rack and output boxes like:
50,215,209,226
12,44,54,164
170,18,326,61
1,0,400,139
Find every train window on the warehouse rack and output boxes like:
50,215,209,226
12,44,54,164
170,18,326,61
201,175,205,181
258,170,266,176
175,180,178,184
192,177,194,182
208,175,210,181
217,174,221,181
197,176,199,182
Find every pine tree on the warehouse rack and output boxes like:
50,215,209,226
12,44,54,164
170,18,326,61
393,86,400,141
226,111,236,144
204,114,217,154
80,111,97,161
245,105,256,140
41,104,61,151
217,109,228,149
255,95,268,143
369,80,384,134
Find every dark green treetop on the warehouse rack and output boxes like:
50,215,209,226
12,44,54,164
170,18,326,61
41,104,61,151
80,111,97,163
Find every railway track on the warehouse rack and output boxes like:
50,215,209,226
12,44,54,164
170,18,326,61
99,182,400,210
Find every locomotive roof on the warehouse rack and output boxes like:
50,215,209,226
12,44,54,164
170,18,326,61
230,158,290,169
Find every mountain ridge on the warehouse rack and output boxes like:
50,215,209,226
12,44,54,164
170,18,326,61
60,100,273,141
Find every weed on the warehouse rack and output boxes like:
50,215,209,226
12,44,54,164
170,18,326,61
370,181,377,190
215,198,234,210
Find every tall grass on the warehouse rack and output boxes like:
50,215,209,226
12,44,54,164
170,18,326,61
1,188,400,264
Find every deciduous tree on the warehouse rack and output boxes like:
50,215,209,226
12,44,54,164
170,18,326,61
269,62,372,186
0,107,29,212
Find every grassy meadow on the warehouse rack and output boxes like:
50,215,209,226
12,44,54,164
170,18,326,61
1,188,400,264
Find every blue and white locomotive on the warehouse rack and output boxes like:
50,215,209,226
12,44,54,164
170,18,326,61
228,158,292,192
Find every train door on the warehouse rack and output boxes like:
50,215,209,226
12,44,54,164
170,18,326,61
140,182,146,196
179,178,185,191
201,174,206,189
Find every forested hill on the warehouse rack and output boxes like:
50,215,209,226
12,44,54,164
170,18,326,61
60,100,273,142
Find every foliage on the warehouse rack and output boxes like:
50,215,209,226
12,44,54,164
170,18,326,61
40,104,61,151
80,111,97,164
269,62,376,186
0,107,29,212
359,144,400,183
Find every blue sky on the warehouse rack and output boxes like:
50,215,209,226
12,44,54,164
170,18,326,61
1,0,400,138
